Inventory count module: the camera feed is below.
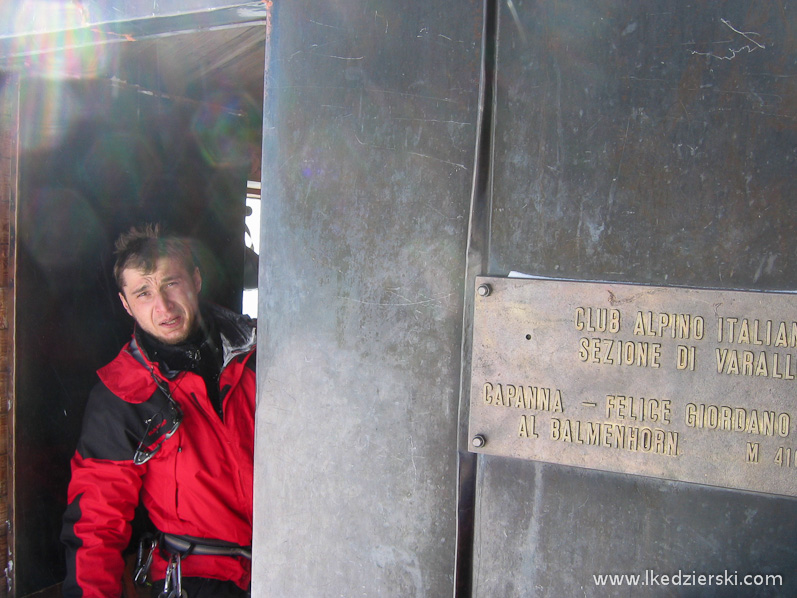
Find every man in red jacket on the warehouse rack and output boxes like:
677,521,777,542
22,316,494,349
61,224,256,598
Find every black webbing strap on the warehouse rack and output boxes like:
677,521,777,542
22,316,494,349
161,533,252,560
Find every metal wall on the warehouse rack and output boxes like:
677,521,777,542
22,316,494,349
255,1,483,596
474,0,797,597
257,0,797,597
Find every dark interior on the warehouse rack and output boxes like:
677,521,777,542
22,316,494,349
10,22,266,596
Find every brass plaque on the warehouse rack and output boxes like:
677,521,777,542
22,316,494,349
469,276,797,497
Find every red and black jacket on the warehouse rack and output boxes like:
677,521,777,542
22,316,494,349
61,305,256,598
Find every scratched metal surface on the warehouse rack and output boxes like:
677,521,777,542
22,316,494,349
255,1,482,596
489,0,796,290
474,1,797,597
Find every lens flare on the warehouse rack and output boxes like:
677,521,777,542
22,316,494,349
9,0,109,78
9,2,118,153
191,90,260,170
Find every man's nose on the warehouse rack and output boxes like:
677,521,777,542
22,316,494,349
153,290,173,311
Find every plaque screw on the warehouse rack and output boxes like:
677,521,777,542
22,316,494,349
472,434,486,448
477,284,491,297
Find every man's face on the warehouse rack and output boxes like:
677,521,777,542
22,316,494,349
119,256,203,345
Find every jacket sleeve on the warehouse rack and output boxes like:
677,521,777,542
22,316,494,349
61,381,152,598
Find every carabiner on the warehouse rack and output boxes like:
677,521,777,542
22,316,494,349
133,535,158,585
158,553,186,598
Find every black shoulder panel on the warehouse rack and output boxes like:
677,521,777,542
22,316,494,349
75,381,168,462
60,493,83,598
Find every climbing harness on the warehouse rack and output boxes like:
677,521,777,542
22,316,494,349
134,532,252,598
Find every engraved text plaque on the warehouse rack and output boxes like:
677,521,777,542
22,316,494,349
469,277,797,497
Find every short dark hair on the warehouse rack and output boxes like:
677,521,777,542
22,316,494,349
113,223,197,292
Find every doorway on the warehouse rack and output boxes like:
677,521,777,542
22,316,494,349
1,14,267,597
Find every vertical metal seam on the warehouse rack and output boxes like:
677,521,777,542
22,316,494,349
454,0,499,597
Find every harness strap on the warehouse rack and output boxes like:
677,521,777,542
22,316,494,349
161,533,253,560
